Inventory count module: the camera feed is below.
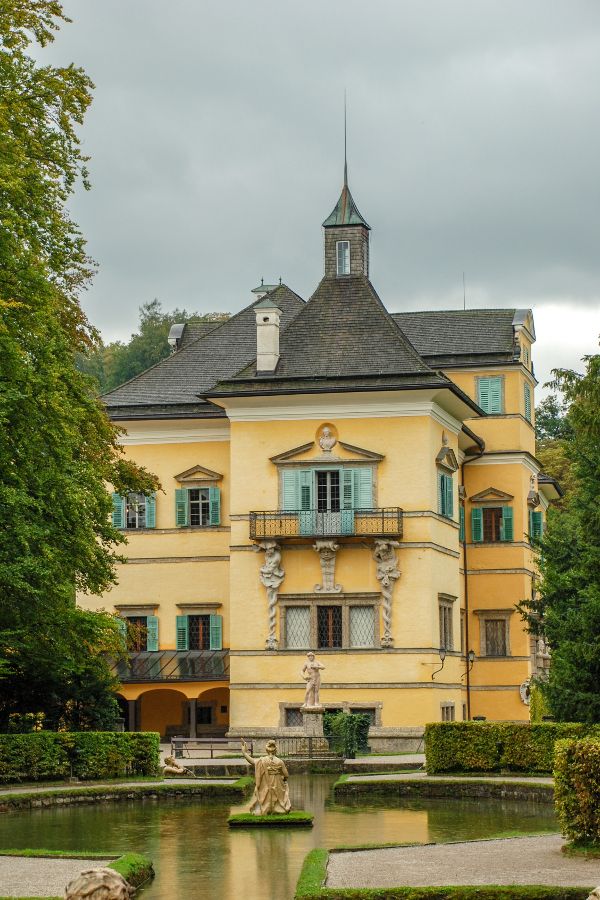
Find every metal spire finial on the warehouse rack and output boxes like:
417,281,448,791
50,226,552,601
343,89,348,187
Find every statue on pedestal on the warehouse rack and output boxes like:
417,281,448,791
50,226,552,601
301,651,325,709
240,738,291,815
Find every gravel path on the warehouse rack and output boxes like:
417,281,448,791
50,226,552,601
0,777,235,796
0,856,111,897
346,772,553,783
327,835,599,889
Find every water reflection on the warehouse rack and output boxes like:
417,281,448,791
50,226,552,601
0,776,557,900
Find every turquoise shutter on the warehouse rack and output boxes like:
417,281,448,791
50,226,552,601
477,377,490,413
175,488,189,526
471,508,483,542
145,493,156,528
444,475,454,519
352,467,373,509
116,617,127,646
489,377,503,413
209,614,223,650
282,470,299,510
342,469,355,509
298,470,314,534
528,509,534,540
176,615,189,651
146,615,159,652
500,506,513,542
437,473,444,514
111,493,125,528
208,486,221,525
459,506,465,542
531,511,543,540
524,383,532,421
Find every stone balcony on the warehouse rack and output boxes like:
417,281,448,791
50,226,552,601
249,508,403,541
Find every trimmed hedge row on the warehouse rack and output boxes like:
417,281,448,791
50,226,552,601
424,722,600,774
554,738,600,848
0,732,160,783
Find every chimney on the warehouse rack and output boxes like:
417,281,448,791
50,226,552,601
254,298,281,373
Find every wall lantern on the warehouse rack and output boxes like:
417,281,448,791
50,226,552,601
431,647,447,681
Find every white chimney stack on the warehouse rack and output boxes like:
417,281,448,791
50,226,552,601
254,298,281,372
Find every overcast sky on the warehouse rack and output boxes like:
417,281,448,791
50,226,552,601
43,0,600,393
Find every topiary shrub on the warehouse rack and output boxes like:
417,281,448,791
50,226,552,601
425,722,600,774
0,732,160,783
554,737,600,848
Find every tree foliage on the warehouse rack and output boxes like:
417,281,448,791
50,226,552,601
77,300,229,393
0,0,158,730
521,352,600,722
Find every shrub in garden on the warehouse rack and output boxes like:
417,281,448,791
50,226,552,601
554,737,600,848
323,712,370,758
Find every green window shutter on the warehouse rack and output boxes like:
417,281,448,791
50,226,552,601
209,614,223,650
116,617,127,645
111,493,125,528
489,377,503,413
437,473,444,515
282,470,299,510
146,615,159,652
531,510,543,540
524,383,532,422
175,488,189,526
342,469,355,510
444,475,454,519
459,506,465,542
477,377,490,413
500,506,514,542
471,507,483,542
352,467,373,509
145,493,156,528
299,470,313,511
208,486,221,525
528,509,534,540
176,615,189,651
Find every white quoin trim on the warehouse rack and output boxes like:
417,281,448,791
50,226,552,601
255,304,281,372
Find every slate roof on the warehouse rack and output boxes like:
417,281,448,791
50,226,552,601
392,309,519,367
178,321,222,349
102,285,305,418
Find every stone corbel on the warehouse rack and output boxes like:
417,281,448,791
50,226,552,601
373,539,401,647
313,540,342,593
254,541,285,650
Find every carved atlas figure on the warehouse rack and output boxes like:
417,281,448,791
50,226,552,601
240,738,291,815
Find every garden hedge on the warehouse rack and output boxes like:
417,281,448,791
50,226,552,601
424,722,600,774
324,712,370,759
0,732,160,783
554,737,600,848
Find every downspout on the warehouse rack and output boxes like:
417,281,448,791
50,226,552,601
460,429,485,720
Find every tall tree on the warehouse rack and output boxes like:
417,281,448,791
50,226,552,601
535,393,575,502
0,0,158,729
521,352,600,722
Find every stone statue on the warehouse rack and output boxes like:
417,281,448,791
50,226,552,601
255,541,285,650
163,754,195,777
64,867,133,899
318,426,337,453
301,651,325,708
240,738,291,815
373,539,401,647
314,540,342,592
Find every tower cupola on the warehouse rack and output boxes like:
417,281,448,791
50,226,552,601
322,163,371,278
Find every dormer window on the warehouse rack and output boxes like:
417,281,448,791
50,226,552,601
336,240,350,276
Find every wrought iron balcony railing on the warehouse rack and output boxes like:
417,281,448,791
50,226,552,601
249,508,403,541
112,650,229,683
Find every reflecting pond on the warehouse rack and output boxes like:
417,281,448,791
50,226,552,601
0,776,558,900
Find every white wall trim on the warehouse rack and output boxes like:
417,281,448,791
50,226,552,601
118,421,230,445
467,452,540,475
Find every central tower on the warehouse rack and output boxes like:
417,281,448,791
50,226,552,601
322,164,371,278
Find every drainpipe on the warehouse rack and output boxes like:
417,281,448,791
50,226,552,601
460,428,485,720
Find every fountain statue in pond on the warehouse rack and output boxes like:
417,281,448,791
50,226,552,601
240,738,292,815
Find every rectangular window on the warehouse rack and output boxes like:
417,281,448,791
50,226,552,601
529,510,544,541
439,601,454,650
189,488,210,527
484,619,508,656
349,606,375,648
524,383,532,422
476,376,503,414
127,615,148,651
112,492,156,529
285,708,304,727
316,470,341,512
336,240,350,275
197,706,212,725
483,507,503,542
285,607,311,649
462,703,467,721
350,707,376,725
126,493,146,529
188,614,210,650
317,606,343,648
441,704,455,722
460,610,465,655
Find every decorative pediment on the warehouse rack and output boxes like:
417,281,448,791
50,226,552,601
435,435,458,473
470,486,514,503
270,431,383,466
174,464,222,485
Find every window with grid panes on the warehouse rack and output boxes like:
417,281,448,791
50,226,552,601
285,708,304,727
189,488,210,526
285,607,311,649
317,606,343,648
441,704,455,722
439,601,454,650
350,707,376,725
349,606,375,648
484,619,508,656
188,614,210,650
125,492,147,529
483,507,503,542
316,470,340,512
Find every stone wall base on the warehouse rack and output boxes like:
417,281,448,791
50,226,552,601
226,726,425,755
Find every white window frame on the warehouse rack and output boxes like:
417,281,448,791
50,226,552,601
336,240,350,276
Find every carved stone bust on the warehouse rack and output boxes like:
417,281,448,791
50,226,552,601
319,426,337,453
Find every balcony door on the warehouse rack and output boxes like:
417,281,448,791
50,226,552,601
315,470,342,535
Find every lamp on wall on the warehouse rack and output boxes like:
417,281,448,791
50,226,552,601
431,647,447,681
467,649,475,671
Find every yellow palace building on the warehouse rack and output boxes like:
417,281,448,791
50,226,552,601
78,171,560,748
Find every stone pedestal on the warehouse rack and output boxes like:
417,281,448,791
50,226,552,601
301,706,324,737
